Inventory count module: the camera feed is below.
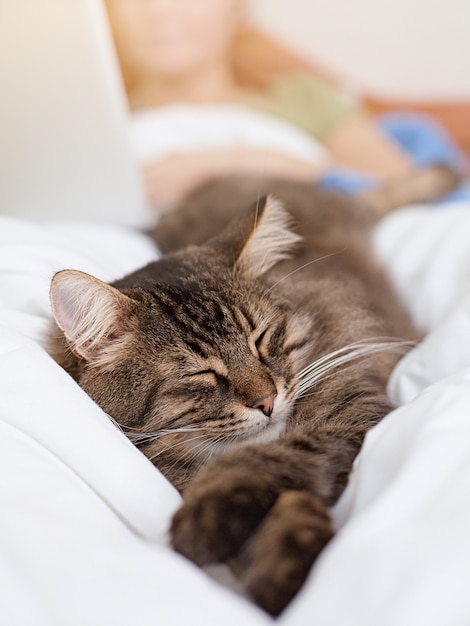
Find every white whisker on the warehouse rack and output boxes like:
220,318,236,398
296,337,415,398
162,433,226,476
265,247,347,295
148,433,208,462
106,414,126,433
127,426,203,446
183,433,226,467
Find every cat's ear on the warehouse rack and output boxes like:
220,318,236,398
208,195,301,277
50,270,135,363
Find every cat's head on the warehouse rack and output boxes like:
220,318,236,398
50,196,311,488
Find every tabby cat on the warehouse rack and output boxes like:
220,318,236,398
48,169,454,615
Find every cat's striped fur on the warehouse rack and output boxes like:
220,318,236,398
49,174,442,614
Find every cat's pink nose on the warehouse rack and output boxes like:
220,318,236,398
250,390,277,417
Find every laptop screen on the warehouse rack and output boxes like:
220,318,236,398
0,0,149,226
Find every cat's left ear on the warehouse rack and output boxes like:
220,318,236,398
50,269,136,364
209,195,301,277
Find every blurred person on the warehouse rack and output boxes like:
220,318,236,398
105,0,428,211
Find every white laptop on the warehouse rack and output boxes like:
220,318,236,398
0,0,149,226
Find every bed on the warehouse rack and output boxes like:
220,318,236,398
2,195,470,625
3,20,470,622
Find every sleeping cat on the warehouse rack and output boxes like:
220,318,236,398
48,169,454,615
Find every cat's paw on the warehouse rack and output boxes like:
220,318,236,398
171,478,277,566
234,491,334,615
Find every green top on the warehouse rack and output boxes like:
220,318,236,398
266,75,360,142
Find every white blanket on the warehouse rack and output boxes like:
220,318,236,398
2,204,470,626
131,104,327,166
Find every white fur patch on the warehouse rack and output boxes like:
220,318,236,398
50,270,130,361
237,195,302,276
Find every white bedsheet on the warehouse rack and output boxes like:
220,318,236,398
1,205,470,625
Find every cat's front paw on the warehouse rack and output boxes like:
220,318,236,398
234,491,334,615
171,477,277,566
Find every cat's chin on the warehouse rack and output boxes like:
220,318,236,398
221,414,288,453
184,414,288,467
244,419,287,446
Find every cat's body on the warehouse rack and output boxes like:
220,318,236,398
49,175,427,614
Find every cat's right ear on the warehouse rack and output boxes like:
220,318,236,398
207,195,301,277
50,270,135,364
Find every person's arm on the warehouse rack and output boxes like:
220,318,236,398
270,75,413,180
324,114,413,179
141,111,414,210
142,149,328,210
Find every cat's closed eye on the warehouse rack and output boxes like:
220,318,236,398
254,323,288,366
254,329,270,365
184,369,229,390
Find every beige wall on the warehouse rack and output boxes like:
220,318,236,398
250,0,470,101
